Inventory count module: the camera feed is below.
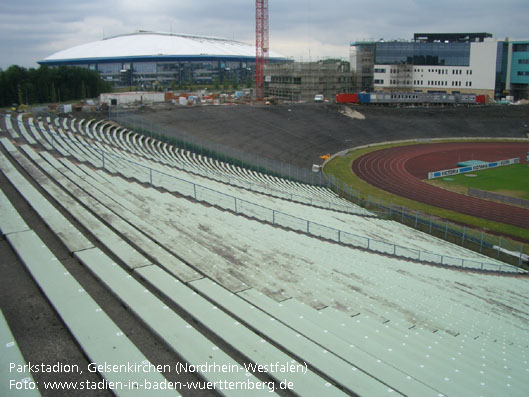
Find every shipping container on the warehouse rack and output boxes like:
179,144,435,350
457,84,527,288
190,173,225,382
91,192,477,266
476,95,487,104
358,93,371,104
336,93,358,104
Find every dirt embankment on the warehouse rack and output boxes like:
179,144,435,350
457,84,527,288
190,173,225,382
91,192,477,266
129,103,529,168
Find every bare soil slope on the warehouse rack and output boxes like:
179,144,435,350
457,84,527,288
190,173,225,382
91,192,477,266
138,103,529,168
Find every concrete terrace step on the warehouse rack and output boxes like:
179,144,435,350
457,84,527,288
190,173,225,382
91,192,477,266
6,230,178,397
0,186,30,236
135,265,347,397
16,114,37,145
0,310,40,397
75,248,273,397
0,141,150,268
26,147,201,283
242,289,527,396
55,119,507,271
238,289,441,397
190,278,398,397
3,115,20,139
0,141,93,253
42,153,249,291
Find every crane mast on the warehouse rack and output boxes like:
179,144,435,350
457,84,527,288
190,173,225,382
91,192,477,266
255,0,269,101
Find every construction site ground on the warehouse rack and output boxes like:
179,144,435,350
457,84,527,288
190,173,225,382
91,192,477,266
133,103,529,169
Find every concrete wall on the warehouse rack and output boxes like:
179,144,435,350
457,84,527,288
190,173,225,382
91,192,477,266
100,92,165,105
468,40,498,90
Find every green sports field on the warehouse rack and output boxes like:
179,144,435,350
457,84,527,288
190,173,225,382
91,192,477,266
429,163,529,200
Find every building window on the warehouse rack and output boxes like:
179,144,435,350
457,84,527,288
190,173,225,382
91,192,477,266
374,79,384,84
133,62,156,73
374,68,386,73
518,59,529,64
517,71,529,76
513,44,529,52
97,63,122,74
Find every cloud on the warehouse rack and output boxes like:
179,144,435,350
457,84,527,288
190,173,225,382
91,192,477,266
1,0,527,69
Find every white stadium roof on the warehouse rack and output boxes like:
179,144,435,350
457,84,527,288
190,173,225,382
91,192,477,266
41,31,285,64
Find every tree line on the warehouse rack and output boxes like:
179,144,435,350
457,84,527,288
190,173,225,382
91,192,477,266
0,65,112,108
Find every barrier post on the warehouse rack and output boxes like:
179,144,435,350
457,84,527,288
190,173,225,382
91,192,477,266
480,232,484,252
415,211,418,228
520,245,523,267
462,226,466,245
497,237,502,259
429,215,433,233
149,168,153,185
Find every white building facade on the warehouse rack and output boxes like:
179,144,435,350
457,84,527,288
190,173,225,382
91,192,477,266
352,33,506,99
373,40,498,98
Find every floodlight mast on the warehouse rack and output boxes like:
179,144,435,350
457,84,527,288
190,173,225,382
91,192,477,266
255,0,269,101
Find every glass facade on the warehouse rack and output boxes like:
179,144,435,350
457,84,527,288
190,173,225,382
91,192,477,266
510,43,529,84
55,57,274,87
97,63,122,74
496,42,509,96
133,62,157,73
513,44,529,52
375,42,470,66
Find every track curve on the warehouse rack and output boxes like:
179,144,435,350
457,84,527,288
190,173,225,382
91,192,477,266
352,142,529,230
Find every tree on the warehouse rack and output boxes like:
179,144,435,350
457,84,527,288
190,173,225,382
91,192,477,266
81,80,87,100
0,65,111,107
17,84,23,105
50,81,57,103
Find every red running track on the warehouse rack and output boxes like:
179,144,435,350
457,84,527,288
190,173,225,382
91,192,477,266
352,142,529,230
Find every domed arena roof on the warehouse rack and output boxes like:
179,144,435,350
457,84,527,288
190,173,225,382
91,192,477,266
40,31,286,64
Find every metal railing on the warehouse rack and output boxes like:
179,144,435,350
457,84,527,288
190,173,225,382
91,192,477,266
325,173,529,270
106,110,528,270
469,188,529,209
36,121,525,274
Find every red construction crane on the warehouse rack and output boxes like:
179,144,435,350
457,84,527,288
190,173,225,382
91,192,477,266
255,0,269,101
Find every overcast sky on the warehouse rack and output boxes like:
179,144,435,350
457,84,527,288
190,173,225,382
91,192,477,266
1,0,528,70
